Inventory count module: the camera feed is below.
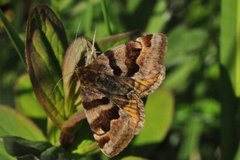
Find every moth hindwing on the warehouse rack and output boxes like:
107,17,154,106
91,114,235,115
76,33,167,157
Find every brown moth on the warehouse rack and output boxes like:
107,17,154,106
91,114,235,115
76,33,167,157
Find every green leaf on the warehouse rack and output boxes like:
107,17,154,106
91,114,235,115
134,89,174,146
220,0,240,159
25,5,68,128
220,0,240,97
121,156,147,160
82,0,93,37
163,26,208,92
0,105,46,160
177,117,203,160
145,1,170,32
163,56,200,91
47,119,61,145
0,106,46,159
60,37,99,151
166,25,208,66
97,31,140,51
72,139,98,156
126,0,142,13
62,37,93,119
60,36,92,142
0,8,25,67
16,155,39,160
15,74,46,118
235,142,240,160
2,136,51,157
101,0,112,35
40,146,70,160
69,121,99,156
237,0,240,98
0,141,14,160
0,105,45,140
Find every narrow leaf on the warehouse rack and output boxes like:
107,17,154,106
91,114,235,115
100,0,112,35
220,0,239,159
220,0,239,96
177,118,203,160
0,9,25,67
236,0,240,97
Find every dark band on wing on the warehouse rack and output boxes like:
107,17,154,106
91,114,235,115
83,97,109,110
142,34,152,47
125,43,141,77
91,105,120,133
104,51,122,76
98,136,110,148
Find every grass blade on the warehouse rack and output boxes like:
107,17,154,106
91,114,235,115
0,9,25,68
236,0,240,97
100,0,112,35
220,0,239,159
235,142,240,160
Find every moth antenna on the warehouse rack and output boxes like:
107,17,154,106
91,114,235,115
86,29,97,65
91,29,97,56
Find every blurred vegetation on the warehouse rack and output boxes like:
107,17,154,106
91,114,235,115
0,0,239,160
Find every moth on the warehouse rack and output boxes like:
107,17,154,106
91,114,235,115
75,33,167,157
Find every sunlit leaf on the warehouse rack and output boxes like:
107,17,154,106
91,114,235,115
25,5,68,128
0,105,45,140
62,37,93,118
220,0,240,97
72,139,98,156
134,89,174,146
15,74,46,118
220,0,239,159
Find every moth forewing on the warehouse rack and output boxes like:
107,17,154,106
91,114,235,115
75,33,167,157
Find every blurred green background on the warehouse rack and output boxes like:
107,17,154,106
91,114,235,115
0,0,239,160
